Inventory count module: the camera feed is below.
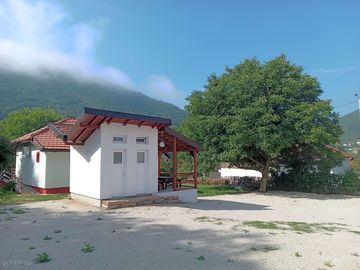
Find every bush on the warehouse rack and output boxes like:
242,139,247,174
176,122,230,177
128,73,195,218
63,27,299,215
3,181,16,191
271,169,360,195
340,171,360,194
0,188,13,201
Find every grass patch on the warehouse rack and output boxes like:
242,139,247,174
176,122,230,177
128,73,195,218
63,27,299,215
243,221,280,230
243,220,350,234
34,252,51,264
81,242,95,253
195,256,205,261
0,190,67,205
197,184,244,197
249,245,280,252
324,260,334,268
194,216,234,225
42,235,52,240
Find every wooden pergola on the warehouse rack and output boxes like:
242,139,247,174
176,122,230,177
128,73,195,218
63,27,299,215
158,127,201,190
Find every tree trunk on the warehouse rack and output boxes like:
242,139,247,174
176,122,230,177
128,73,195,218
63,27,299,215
259,160,270,192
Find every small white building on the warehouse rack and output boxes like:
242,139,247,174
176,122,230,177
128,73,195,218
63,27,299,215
13,118,76,193
66,108,200,205
13,108,201,204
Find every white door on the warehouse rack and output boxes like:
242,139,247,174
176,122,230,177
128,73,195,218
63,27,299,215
136,151,148,194
112,151,125,197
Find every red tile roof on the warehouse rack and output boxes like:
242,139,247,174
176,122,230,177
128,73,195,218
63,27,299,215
12,118,77,151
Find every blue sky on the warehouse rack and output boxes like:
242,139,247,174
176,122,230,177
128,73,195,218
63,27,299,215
1,0,359,115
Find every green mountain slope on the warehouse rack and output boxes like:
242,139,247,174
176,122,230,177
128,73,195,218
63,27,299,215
340,109,360,141
0,71,185,125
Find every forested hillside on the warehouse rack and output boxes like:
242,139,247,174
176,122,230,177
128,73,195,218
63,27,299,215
0,71,185,126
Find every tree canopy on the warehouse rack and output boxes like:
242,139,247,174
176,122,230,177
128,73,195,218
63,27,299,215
0,107,62,140
181,55,342,191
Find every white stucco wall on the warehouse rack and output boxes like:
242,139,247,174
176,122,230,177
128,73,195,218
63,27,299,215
45,152,70,188
15,144,46,188
330,159,350,175
70,129,102,199
100,123,158,199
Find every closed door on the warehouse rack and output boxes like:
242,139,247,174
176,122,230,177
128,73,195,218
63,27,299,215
136,151,148,194
112,151,125,197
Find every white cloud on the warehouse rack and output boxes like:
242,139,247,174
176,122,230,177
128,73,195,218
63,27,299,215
0,0,185,108
145,75,186,108
0,0,133,88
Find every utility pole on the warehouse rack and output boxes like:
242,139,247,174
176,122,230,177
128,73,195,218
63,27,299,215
355,94,360,119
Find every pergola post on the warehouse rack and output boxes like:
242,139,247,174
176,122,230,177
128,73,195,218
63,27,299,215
173,137,177,190
193,148,198,189
158,151,162,177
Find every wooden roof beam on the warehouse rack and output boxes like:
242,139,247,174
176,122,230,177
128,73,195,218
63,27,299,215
106,117,113,124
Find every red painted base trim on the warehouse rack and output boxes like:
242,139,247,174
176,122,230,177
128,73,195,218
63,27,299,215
29,185,70,194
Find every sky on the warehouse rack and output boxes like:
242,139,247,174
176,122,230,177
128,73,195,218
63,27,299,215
0,0,359,115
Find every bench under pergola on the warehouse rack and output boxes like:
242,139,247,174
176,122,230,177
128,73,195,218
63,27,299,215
158,127,201,190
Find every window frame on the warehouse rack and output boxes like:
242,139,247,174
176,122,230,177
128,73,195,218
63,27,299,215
137,151,145,164
136,137,148,144
113,136,127,144
113,151,123,164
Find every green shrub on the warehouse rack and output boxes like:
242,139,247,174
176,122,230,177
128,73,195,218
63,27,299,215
271,169,360,195
3,181,16,191
0,188,12,201
340,170,360,194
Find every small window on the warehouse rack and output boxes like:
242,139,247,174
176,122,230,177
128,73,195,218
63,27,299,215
36,152,40,163
137,152,145,163
23,146,30,156
113,152,123,164
113,136,126,143
136,137,148,144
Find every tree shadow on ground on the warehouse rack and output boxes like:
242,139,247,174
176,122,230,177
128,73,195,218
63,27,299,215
0,202,269,270
264,190,359,200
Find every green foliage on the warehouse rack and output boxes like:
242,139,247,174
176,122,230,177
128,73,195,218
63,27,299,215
181,55,341,191
34,252,51,264
81,242,95,253
2,181,16,191
340,170,360,194
42,235,52,240
351,152,360,173
0,107,62,140
272,168,360,195
0,135,11,170
0,71,185,126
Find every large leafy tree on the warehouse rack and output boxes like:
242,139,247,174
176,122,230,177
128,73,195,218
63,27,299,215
0,107,62,140
181,55,341,191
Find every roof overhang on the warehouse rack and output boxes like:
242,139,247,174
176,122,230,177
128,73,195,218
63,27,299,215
158,127,203,152
67,107,172,145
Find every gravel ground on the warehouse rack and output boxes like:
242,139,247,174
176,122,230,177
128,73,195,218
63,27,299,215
0,191,360,270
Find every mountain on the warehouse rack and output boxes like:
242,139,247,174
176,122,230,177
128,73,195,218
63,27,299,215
340,109,360,141
0,71,185,126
